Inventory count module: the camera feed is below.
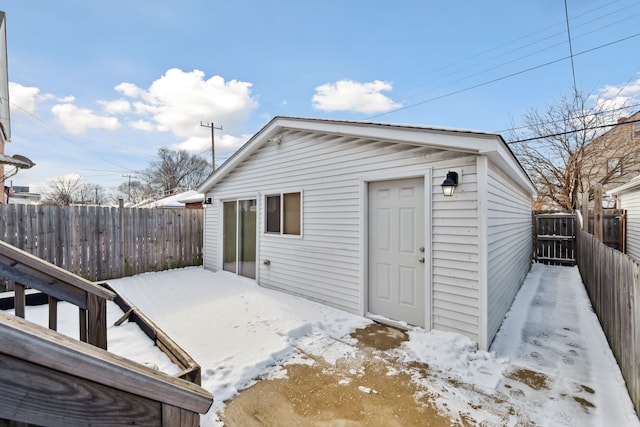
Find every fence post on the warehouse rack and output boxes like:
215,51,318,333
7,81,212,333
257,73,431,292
594,184,603,242
118,199,125,278
581,193,589,231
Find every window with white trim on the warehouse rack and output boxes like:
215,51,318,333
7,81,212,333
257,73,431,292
265,192,301,235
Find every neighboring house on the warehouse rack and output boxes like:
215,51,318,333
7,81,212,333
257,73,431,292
585,111,640,194
134,190,200,209
198,117,536,350
178,192,204,209
0,11,10,198
0,12,35,201
608,175,640,262
8,185,41,205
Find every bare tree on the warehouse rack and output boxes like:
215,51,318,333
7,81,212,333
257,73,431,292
508,90,635,210
114,179,151,204
76,183,107,205
44,175,85,206
141,148,211,195
44,175,108,206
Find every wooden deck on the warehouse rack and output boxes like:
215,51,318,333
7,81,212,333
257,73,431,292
0,240,213,426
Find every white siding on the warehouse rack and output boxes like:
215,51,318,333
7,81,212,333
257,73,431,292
204,129,475,319
201,125,535,348
203,202,217,271
618,189,640,262
485,159,533,346
431,157,481,342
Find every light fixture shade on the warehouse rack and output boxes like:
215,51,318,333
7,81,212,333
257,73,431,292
441,171,459,196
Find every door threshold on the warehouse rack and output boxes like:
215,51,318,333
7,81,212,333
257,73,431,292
365,313,411,331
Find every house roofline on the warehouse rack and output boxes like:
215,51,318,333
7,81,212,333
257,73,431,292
608,175,640,195
198,116,536,196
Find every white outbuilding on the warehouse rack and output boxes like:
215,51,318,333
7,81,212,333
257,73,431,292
198,117,536,349
608,175,640,262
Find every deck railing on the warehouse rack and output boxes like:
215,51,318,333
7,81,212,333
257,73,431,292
0,239,114,349
0,239,213,425
0,312,212,426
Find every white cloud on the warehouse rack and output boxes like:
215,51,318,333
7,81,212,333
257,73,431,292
592,78,640,119
115,82,145,98
8,82,40,114
114,68,259,153
11,68,259,173
51,103,121,135
130,119,155,131
312,79,402,114
98,99,132,114
172,133,249,159
36,92,74,103
9,82,80,122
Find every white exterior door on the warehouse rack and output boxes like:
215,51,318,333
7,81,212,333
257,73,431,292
368,178,425,327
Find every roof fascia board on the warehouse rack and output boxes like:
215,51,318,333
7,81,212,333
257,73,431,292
608,175,640,195
197,117,282,192
275,117,498,152
199,117,535,195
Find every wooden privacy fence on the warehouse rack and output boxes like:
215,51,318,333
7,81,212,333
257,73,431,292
535,210,627,266
576,226,640,415
0,204,203,283
585,209,626,252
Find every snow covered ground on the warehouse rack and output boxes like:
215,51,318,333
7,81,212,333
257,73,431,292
5,263,638,426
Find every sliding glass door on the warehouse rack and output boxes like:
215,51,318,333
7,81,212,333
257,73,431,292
223,199,256,279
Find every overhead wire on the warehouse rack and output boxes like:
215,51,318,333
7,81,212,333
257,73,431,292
362,1,640,118
392,0,632,98
495,101,640,135
565,0,578,94
496,66,640,135
5,96,157,176
366,30,640,120
8,1,640,175
506,118,640,144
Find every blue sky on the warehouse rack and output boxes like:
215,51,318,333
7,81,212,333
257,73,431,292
3,0,640,195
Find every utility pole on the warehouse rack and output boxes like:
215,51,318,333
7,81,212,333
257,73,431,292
122,173,135,202
200,121,223,171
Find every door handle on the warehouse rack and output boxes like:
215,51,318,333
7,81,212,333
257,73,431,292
418,257,425,263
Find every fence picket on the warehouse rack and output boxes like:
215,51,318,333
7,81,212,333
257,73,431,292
0,205,203,285
576,227,640,416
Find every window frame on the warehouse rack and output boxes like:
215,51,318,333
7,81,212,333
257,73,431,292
264,191,303,237
607,158,623,177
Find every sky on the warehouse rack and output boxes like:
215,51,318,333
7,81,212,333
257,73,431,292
8,264,639,426
2,0,640,196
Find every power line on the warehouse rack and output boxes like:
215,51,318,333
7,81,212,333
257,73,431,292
356,3,640,117
379,1,640,110
564,0,578,94
494,67,640,134
506,117,640,145
391,1,635,100
367,30,640,119
4,97,151,173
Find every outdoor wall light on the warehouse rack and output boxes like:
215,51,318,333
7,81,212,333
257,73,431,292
441,171,459,196
204,197,212,205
